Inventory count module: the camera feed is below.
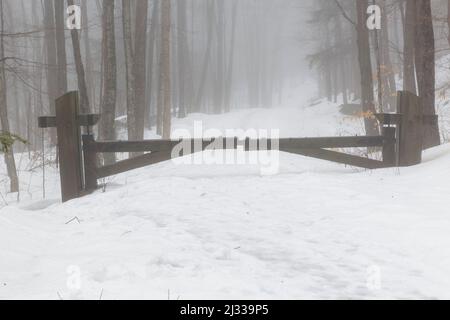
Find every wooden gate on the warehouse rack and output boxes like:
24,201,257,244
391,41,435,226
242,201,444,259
39,91,431,202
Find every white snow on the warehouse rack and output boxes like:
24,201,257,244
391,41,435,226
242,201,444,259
1,85,450,300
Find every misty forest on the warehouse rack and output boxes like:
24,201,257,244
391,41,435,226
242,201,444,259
1,0,450,300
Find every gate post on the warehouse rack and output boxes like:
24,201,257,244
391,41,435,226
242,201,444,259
382,126,396,167
82,134,99,191
397,91,423,167
55,91,84,202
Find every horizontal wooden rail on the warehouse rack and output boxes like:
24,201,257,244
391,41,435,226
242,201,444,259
278,136,387,149
283,148,387,170
85,136,389,154
97,151,173,179
38,114,100,128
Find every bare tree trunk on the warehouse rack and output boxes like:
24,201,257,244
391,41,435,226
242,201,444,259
54,0,68,97
134,0,148,142
160,0,171,139
214,0,225,114
224,0,238,113
356,0,379,136
67,0,90,114
195,1,214,112
177,0,190,118
82,0,96,111
448,0,450,47
122,0,137,142
43,0,58,145
145,0,159,129
0,0,19,192
99,0,117,165
380,0,396,111
416,0,440,148
403,0,417,94
335,15,348,105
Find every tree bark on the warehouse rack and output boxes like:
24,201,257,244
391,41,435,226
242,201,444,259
81,0,96,111
177,0,190,118
224,0,238,113
54,0,68,97
134,0,148,140
403,0,417,94
415,0,440,148
448,0,450,47
43,0,58,145
122,0,137,142
356,0,379,135
67,0,90,114
0,0,19,192
380,0,396,111
99,0,117,165
145,0,159,129
160,0,171,139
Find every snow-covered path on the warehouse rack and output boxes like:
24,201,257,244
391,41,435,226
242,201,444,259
1,98,450,300
1,144,450,300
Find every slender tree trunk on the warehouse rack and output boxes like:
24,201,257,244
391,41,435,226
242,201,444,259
448,0,450,47
0,0,19,192
324,21,332,102
224,0,238,113
214,0,225,114
54,0,68,97
67,0,90,114
177,0,190,118
195,1,214,112
356,0,379,135
99,0,117,165
404,0,417,94
335,16,348,105
145,0,159,129
43,0,58,145
81,0,96,111
160,0,171,139
134,0,148,141
380,0,396,111
122,0,137,142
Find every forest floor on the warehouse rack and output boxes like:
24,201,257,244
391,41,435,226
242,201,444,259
1,90,450,299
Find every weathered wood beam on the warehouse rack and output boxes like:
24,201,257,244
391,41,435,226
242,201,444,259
96,151,173,179
278,136,386,149
86,136,388,153
38,114,100,128
55,92,84,202
281,148,387,169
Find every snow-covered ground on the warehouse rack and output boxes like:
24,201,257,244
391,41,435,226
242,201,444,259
1,86,450,300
